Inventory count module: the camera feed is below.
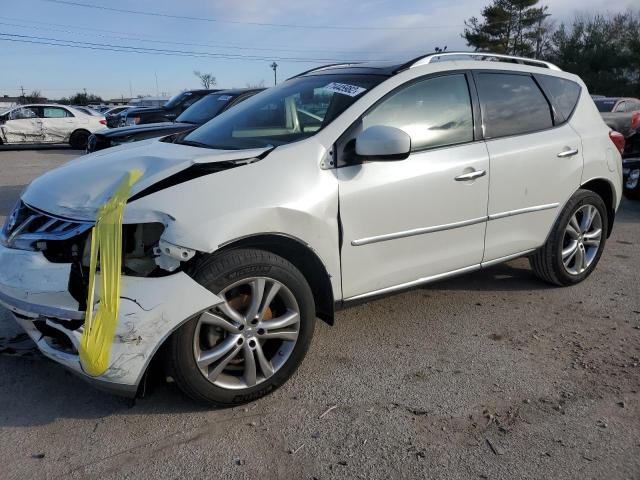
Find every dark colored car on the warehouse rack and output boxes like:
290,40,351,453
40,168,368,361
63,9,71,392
87,89,263,153
120,89,219,127
105,105,139,128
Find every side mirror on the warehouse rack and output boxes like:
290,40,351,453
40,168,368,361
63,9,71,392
355,125,411,161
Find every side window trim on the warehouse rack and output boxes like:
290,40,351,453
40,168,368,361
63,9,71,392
471,69,556,141
334,69,480,167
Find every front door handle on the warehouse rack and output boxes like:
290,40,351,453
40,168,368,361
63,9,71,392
455,169,486,181
557,147,579,158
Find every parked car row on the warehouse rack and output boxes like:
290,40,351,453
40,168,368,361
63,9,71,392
87,89,263,152
595,96,640,200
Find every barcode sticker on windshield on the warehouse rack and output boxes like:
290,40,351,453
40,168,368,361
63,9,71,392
218,95,232,101
323,82,366,97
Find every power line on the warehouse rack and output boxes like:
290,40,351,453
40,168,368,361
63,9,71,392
0,32,389,63
41,0,459,31
0,17,430,56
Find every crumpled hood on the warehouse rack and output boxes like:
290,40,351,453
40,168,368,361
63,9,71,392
22,138,271,221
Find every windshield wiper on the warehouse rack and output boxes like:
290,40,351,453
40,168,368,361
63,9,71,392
178,139,212,149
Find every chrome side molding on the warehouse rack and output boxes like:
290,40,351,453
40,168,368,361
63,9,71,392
351,203,559,247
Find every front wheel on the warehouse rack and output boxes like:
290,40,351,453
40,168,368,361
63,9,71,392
167,248,315,406
529,189,608,286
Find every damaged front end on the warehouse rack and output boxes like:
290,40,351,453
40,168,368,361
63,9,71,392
0,200,221,396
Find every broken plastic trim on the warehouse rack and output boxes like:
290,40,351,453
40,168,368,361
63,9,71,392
128,149,274,203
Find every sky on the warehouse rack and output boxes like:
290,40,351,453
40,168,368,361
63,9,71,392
0,0,637,101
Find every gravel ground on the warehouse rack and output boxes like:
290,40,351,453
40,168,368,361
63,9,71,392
0,148,639,480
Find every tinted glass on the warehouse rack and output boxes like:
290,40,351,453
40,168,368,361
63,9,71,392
594,99,617,112
362,74,473,151
43,107,70,118
537,75,581,121
476,73,553,138
176,93,236,124
184,74,386,150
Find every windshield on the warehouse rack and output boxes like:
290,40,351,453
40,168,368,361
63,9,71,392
164,91,195,110
182,74,386,150
176,93,236,124
594,99,617,112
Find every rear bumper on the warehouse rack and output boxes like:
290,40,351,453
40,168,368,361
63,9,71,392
0,243,222,396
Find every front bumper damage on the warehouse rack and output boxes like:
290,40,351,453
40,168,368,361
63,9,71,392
0,243,222,396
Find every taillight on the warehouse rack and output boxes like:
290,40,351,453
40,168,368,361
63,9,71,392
609,130,625,155
99,119,106,125
631,112,640,131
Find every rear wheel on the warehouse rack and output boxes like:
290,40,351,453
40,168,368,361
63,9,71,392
69,129,90,149
167,249,315,406
529,189,607,286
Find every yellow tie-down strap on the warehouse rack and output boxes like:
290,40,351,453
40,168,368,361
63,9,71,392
80,170,143,377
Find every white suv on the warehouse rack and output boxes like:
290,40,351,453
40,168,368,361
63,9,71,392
0,53,623,405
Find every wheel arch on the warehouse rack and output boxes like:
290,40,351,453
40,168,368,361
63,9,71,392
213,233,336,326
580,177,616,237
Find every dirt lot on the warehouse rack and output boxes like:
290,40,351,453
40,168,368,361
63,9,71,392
0,148,639,480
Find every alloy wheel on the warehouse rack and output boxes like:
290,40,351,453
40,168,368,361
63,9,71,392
561,204,602,275
193,277,300,390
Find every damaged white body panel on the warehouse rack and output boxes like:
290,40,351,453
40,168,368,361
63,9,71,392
0,243,222,394
0,104,105,145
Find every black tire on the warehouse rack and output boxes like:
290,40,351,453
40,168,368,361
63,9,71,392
167,248,315,406
529,189,608,286
69,129,90,149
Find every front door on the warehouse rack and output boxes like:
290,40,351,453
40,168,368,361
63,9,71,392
2,106,42,143
338,73,490,299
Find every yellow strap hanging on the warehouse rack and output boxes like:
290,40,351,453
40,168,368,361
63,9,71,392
80,170,143,377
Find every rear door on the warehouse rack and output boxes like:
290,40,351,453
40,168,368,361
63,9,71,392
338,72,490,299
40,106,76,143
475,71,584,262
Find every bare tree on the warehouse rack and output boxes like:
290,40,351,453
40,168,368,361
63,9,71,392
193,70,216,89
22,90,45,104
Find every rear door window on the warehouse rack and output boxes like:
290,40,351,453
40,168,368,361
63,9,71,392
536,75,582,121
43,107,72,118
476,73,553,139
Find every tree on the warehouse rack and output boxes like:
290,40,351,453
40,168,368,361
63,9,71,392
194,70,216,89
20,90,45,104
58,92,103,105
546,12,640,96
463,0,551,57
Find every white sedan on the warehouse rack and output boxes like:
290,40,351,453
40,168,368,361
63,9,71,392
0,104,106,149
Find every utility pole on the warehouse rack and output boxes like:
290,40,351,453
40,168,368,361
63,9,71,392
155,71,159,95
270,62,278,85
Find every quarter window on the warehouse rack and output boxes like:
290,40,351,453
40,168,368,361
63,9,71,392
537,75,581,121
476,73,553,139
362,74,474,151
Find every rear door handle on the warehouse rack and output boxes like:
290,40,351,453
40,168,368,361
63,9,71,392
557,148,579,158
455,169,486,181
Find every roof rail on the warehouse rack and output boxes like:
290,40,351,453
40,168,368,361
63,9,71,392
410,52,561,71
287,63,362,80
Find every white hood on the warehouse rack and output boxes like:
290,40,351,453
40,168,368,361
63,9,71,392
22,139,270,221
